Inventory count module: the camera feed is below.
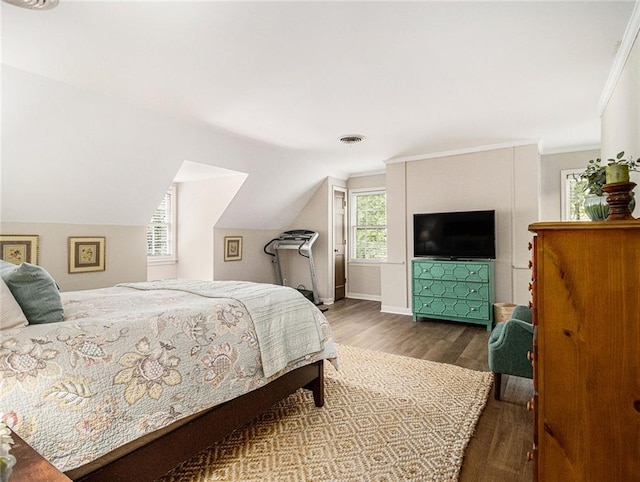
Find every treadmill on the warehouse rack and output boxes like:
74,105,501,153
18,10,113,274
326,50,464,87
263,230,320,305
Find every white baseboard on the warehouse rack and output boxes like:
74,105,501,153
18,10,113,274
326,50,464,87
381,305,412,316
346,292,382,302
319,297,334,305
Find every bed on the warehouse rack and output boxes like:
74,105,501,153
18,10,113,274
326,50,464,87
0,274,337,482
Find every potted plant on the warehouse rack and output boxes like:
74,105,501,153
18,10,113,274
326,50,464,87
604,151,638,183
580,151,637,220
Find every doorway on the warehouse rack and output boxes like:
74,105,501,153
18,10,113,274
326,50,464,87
333,188,347,301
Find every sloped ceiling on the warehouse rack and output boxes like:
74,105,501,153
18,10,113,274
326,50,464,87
1,1,636,228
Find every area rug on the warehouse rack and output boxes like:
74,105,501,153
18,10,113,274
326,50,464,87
161,345,492,482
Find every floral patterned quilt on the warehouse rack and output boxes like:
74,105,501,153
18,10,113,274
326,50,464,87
0,281,337,472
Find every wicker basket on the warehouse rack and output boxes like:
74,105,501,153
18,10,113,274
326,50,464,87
493,302,517,323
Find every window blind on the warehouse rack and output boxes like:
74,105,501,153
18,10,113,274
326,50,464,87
147,188,174,257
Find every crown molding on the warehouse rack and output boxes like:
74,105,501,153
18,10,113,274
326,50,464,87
541,144,601,156
348,169,386,179
598,1,640,114
384,139,541,165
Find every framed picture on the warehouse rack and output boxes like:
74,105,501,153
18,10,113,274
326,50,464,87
68,236,106,273
224,236,243,261
0,235,39,265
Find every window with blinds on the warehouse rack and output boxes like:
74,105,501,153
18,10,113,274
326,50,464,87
147,185,176,260
350,189,387,261
561,169,588,221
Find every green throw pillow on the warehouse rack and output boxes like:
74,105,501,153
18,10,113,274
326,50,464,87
0,260,64,324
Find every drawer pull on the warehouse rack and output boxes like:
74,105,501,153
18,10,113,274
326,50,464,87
528,301,533,309
528,241,533,251
470,307,477,311
526,398,535,411
527,351,534,361
528,282,534,292
526,451,535,462
528,260,533,269
470,271,476,275
470,289,477,293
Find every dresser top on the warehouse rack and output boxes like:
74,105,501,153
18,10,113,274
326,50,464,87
529,220,640,232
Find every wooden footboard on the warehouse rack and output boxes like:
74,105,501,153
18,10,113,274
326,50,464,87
72,360,324,482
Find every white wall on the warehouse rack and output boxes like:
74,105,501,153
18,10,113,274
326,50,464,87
381,143,540,314
147,261,177,282
405,150,512,304
601,31,640,158
147,163,248,282
539,149,600,221
3,67,330,288
511,144,541,305
1,66,332,231
284,177,348,304
213,228,282,283
1,67,345,293
381,162,409,314
599,13,640,214
0,222,146,292
346,173,385,301
176,174,247,280
287,179,329,300
346,265,381,300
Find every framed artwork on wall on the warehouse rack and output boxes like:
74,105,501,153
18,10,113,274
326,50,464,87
68,236,106,273
224,236,242,261
0,234,39,265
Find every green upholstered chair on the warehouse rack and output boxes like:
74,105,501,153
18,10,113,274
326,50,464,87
487,305,534,400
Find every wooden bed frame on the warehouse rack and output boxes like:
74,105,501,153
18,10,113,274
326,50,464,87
70,360,324,482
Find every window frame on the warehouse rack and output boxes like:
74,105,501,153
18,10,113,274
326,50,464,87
561,168,588,221
348,187,387,264
147,184,177,265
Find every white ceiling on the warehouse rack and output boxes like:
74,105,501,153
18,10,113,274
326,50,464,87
2,1,636,178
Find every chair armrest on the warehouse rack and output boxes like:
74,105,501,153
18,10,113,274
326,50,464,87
487,318,535,378
503,317,534,336
489,318,534,351
511,305,533,324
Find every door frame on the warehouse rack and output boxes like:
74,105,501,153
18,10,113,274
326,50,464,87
331,186,348,303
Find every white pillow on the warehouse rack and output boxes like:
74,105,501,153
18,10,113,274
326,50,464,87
1,277,28,330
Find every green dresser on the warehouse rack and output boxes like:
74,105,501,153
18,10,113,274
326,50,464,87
412,259,494,331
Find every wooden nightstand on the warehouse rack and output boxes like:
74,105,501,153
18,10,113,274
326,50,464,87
9,430,71,482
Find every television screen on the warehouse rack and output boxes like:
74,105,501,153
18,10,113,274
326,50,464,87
413,210,495,259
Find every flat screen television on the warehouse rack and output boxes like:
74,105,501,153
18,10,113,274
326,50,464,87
413,210,496,259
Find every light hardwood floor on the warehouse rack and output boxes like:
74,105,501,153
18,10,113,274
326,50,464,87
323,298,534,482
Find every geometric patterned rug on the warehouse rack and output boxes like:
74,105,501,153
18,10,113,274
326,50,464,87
160,345,493,482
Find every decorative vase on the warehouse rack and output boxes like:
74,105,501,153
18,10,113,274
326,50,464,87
603,182,637,220
584,194,609,220
584,192,636,220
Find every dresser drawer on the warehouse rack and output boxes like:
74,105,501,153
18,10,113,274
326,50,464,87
413,296,490,321
411,259,494,330
413,260,490,282
413,278,489,301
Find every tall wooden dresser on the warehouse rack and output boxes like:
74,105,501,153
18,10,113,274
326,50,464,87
528,221,640,481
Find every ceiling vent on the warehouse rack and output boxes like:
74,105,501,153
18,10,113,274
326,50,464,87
339,134,366,145
2,0,58,9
